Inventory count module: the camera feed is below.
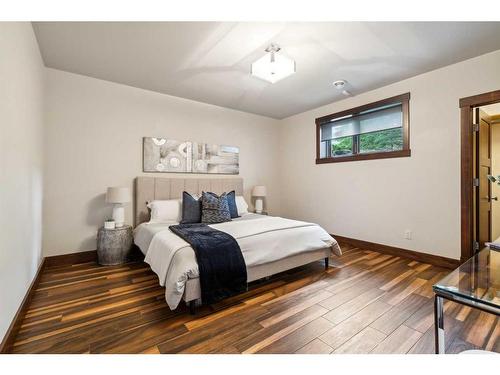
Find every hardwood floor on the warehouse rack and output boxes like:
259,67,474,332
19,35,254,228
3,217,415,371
9,243,499,354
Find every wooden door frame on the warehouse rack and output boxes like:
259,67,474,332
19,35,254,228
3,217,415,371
460,89,500,262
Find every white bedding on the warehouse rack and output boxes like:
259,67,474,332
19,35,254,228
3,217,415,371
134,214,341,309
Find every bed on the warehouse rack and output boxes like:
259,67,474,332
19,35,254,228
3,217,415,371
133,176,341,312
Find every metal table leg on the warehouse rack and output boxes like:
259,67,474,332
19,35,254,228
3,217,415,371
434,295,445,354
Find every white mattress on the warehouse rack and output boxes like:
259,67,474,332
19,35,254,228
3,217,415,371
134,213,264,254
134,222,175,255
134,214,340,309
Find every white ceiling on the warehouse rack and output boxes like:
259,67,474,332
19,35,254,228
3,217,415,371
33,22,500,119
482,103,500,116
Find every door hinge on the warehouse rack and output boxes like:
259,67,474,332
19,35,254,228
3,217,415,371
473,178,479,187
473,241,480,251
473,123,479,132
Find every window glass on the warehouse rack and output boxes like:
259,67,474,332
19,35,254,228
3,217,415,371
316,93,410,163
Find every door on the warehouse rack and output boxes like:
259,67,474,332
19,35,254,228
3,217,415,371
476,108,492,250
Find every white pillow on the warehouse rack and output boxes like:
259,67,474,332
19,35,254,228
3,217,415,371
235,195,249,216
147,199,181,223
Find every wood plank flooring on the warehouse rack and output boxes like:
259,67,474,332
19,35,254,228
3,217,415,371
10,243,499,354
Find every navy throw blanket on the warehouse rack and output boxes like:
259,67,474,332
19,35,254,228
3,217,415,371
169,224,247,305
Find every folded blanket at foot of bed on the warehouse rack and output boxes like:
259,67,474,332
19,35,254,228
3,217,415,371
169,224,247,304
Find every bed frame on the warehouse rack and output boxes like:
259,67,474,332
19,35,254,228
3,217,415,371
134,176,332,314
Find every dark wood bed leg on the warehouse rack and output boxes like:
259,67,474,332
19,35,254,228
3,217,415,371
189,300,196,315
324,257,329,270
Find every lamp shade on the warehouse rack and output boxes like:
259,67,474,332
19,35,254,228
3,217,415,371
251,45,295,84
106,187,130,204
252,185,267,197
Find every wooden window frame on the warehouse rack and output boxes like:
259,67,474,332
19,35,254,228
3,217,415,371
315,93,411,164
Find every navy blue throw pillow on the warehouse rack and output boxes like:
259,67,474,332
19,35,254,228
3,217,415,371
181,192,202,224
226,190,239,218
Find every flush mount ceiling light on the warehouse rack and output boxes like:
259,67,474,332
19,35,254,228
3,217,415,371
333,79,352,96
251,44,296,84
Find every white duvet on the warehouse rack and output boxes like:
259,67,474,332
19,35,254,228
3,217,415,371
135,214,341,309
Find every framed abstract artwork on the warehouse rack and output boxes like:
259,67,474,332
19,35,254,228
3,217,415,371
143,137,239,175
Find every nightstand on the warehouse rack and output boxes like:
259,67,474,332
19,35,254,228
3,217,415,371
97,225,133,265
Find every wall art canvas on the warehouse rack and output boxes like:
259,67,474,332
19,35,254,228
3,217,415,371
143,137,239,174
143,138,191,173
191,142,240,174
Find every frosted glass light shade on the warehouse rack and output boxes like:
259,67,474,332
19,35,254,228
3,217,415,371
252,185,267,197
251,52,295,84
106,187,130,204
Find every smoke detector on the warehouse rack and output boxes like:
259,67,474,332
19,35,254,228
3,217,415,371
332,80,352,96
332,80,346,88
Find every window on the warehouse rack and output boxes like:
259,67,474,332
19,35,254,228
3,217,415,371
316,93,410,163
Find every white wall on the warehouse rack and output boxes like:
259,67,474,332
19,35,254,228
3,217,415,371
0,23,45,340
40,46,500,261
44,69,282,256
279,50,500,260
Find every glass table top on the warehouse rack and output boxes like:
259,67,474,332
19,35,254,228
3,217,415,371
433,248,500,311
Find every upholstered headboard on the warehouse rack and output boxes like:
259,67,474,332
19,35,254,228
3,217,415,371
134,177,244,226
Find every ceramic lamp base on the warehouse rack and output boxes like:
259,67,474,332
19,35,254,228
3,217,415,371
112,205,125,227
255,198,263,214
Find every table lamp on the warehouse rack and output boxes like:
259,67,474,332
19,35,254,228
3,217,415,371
106,187,130,227
252,185,267,214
